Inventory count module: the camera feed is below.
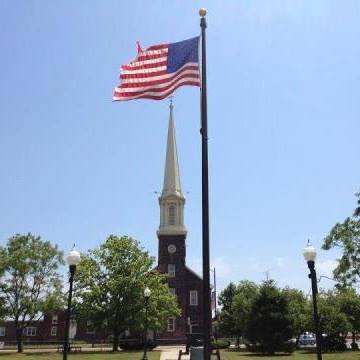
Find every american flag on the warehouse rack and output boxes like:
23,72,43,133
113,37,200,101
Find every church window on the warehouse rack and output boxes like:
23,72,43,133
51,326,57,336
168,203,176,225
167,317,175,332
169,287,177,300
168,264,175,278
0,327,5,336
52,315,58,325
190,290,198,306
86,321,95,334
23,327,37,336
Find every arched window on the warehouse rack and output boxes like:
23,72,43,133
168,203,176,225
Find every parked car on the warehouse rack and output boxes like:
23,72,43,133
298,333,316,346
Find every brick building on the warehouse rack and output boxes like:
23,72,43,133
0,311,104,345
156,103,203,344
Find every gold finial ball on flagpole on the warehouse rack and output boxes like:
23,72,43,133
199,8,207,17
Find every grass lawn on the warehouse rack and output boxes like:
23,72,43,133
220,349,359,360
0,352,160,360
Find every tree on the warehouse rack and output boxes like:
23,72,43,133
231,281,259,346
336,288,360,347
317,290,350,350
282,287,310,340
0,233,63,352
217,282,237,338
322,192,360,287
245,281,293,354
73,235,179,351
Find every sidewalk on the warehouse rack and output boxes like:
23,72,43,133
159,345,190,360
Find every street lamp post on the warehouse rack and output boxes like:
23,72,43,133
303,240,322,360
142,287,151,360
63,248,81,360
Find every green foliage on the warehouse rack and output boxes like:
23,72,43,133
317,290,351,340
322,192,360,287
211,339,231,349
0,233,64,352
246,281,294,354
218,281,259,342
282,287,310,338
336,287,360,335
218,282,237,337
73,235,179,351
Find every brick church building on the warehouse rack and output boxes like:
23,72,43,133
156,103,203,344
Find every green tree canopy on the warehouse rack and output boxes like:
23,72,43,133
322,192,360,287
0,233,63,352
334,288,360,345
231,281,259,344
282,287,310,339
246,281,294,354
73,235,179,351
317,290,351,340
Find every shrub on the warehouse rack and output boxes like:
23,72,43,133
211,340,230,349
322,335,347,352
119,338,156,351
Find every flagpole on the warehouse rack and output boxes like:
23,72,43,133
199,8,211,360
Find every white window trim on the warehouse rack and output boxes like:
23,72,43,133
168,264,175,278
51,326,57,336
190,290,198,306
167,317,175,332
23,327,37,336
52,315,58,325
86,321,96,335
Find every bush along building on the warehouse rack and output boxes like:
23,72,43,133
156,103,203,344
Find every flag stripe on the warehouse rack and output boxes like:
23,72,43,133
137,49,168,61
120,69,200,87
121,69,199,88
121,63,198,82
122,59,168,71
146,44,168,51
116,72,200,93
120,63,198,79
113,80,200,101
120,67,167,78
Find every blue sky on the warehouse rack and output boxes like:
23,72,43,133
1,0,359,294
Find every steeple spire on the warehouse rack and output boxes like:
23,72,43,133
161,102,184,199
158,103,187,236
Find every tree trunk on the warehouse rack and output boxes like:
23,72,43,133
112,307,120,352
352,331,356,348
112,324,119,352
16,327,23,353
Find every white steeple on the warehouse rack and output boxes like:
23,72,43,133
157,103,187,236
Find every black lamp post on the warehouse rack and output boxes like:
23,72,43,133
303,240,322,360
63,248,81,360
142,287,151,360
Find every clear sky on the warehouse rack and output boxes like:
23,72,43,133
1,0,360,294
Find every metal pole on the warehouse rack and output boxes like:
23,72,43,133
199,8,211,360
142,297,149,360
213,268,218,341
307,261,322,360
63,265,76,360
213,268,217,319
